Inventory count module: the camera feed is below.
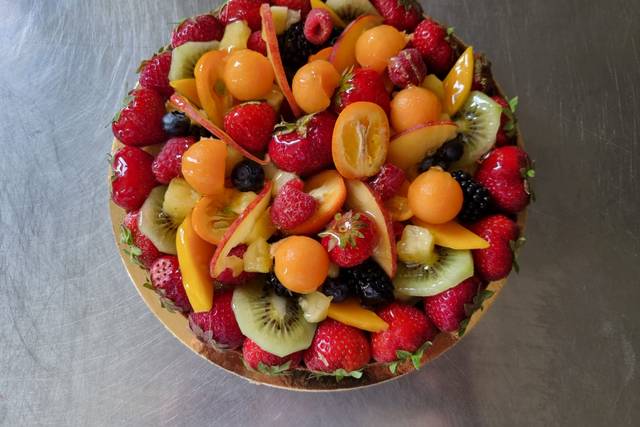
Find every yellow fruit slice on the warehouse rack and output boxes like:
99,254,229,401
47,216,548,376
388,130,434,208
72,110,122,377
443,46,474,115
413,219,489,250
170,78,202,108
327,298,389,332
421,74,445,102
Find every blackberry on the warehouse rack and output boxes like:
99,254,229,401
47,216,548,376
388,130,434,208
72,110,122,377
280,23,316,75
452,170,492,223
321,276,352,303
231,160,265,192
266,273,296,298
343,260,394,307
162,111,190,136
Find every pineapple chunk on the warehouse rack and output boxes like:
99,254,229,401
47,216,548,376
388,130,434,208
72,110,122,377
243,238,273,273
298,292,332,323
246,210,276,243
397,225,437,265
229,191,257,214
263,85,285,111
163,178,200,223
271,6,301,34
219,20,251,52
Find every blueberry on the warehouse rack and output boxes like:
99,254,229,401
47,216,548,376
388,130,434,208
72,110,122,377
267,273,296,298
231,160,265,192
162,111,190,136
439,138,464,162
321,277,352,303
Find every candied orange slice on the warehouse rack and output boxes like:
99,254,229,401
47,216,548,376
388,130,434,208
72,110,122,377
443,46,474,115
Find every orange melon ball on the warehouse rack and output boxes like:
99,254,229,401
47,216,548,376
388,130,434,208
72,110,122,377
274,236,329,294
223,49,274,101
390,86,442,132
292,60,341,114
355,25,407,73
408,168,463,224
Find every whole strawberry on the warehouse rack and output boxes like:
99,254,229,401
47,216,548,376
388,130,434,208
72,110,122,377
122,211,162,269
320,211,377,268
152,136,196,184
213,244,256,286
424,277,481,332
224,102,277,155
272,0,311,17
111,146,157,211
171,14,224,48
475,146,533,214
189,290,245,349
270,179,317,230
149,256,192,313
242,338,303,372
492,96,518,146
333,68,390,115
247,30,267,55
412,18,454,77
138,51,173,98
371,302,436,363
469,215,519,281
268,111,336,175
219,0,263,31
368,163,406,201
371,0,423,31
112,88,167,147
304,319,371,373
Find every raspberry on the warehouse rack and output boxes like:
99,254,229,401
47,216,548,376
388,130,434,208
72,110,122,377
303,9,333,45
270,180,317,230
247,31,267,55
189,291,245,349
367,163,406,201
151,136,196,184
387,48,427,88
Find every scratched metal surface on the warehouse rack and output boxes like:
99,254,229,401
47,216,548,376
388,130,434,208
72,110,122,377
0,0,639,425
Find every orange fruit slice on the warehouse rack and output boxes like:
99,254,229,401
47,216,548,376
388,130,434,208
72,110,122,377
443,46,474,115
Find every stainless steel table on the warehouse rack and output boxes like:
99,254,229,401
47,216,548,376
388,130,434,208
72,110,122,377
1,0,638,425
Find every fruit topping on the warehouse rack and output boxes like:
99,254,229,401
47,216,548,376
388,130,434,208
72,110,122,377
310,0,347,27
319,210,377,267
321,276,352,302
232,279,317,357
231,159,266,192
194,50,232,127
412,18,454,77
181,138,226,196
326,298,388,332
273,0,312,17
189,290,245,349
273,236,330,293
224,102,277,155
328,14,384,74
293,60,341,114
342,259,394,306
170,79,202,108
162,112,191,137
137,186,179,254
303,318,371,373
191,189,240,245
492,95,518,146
424,276,481,332
332,102,390,179
171,14,224,48
451,170,492,223
270,180,318,230
417,137,465,173
138,51,173,98
247,30,267,55
280,22,320,74
122,211,162,269
299,291,333,322
242,338,303,373
112,88,167,147
168,40,219,81
371,0,422,32
469,214,520,281
151,136,196,184
111,146,157,211
219,0,264,31
355,24,407,73
161,178,200,224
412,219,489,250
333,67,390,115
390,86,442,133
443,46,474,116
148,255,192,313
408,168,463,225
388,121,457,172
215,244,256,286
243,238,273,273
396,224,436,266
421,73,445,101
304,8,334,45
367,163,405,201
383,181,412,221
223,49,275,101
387,48,427,89
219,20,252,51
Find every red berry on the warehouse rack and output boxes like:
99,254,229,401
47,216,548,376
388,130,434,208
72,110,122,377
388,48,427,88
138,51,173,98
112,88,167,147
367,163,406,201
242,338,303,371
247,31,267,55
475,146,532,214
111,146,157,211
371,302,436,363
371,0,423,31
122,211,162,269
151,136,196,184
224,102,277,155
149,256,192,312
320,211,377,268
469,215,519,281
412,18,454,76
424,277,481,332
270,180,317,230
189,291,245,349
303,9,333,45
268,111,336,175
333,68,390,116
213,244,256,286
303,319,371,372
272,0,311,17
392,221,405,241
171,14,224,48
492,96,516,146
218,0,263,31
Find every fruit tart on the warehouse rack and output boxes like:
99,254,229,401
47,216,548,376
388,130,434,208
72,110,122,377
109,0,533,390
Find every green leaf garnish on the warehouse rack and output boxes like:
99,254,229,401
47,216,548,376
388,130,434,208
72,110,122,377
458,289,496,336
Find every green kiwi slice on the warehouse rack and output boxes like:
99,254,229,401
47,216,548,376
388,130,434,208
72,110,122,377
453,91,502,169
138,186,179,254
393,248,474,297
232,279,317,357
326,0,379,21
168,40,219,81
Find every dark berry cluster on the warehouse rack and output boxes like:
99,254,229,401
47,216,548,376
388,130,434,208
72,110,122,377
418,137,464,172
452,170,492,223
267,272,296,298
342,260,394,307
279,24,340,78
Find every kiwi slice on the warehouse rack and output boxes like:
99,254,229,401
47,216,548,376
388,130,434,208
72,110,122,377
452,91,502,169
393,248,474,297
138,186,179,254
168,40,219,81
326,0,379,21
232,279,317,357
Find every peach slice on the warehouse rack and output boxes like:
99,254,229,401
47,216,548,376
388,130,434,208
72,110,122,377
170,78,201,108
327,298,388,332
194,50,232,128
169,94,268,165
287,170,346,235
260,4,303,118
328,14,384,74
412,219,489,250
443,46,474,116
308,46,333,63
176,215,216,313
345,179,397,277
210,181,273,278
387,121,458,171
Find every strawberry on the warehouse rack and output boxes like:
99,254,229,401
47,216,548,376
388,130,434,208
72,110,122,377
371,302,436,364
112,88,167,147
214,244,256,286
242,338,303,373
303,319,371,374
188,290,245,349
171,14,224,48
223,102,277,155
147,256,192,313
247,30,267,55
475,146,533,214
469,215,519,281
333,68,390,115
319,211,377,268
138,51,173,98
218,0,263,31
268,112,336,175
492,96,518,146
110,146,157,211
303,8,333,45
121,211,162,269
151,136,196,184
367,163,405,201
272,0,311,17
270,179,317,230
371,0,423,31
412,18,455,77
423,277,481,332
